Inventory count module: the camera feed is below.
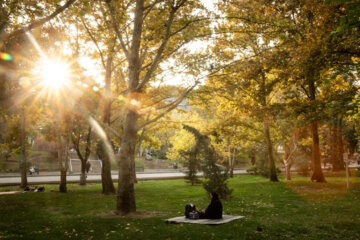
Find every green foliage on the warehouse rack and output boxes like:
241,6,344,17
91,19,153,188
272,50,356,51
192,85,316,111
0,114,20,161
325,0,360,34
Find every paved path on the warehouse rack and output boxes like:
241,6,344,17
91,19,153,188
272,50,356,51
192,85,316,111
0,170,247,186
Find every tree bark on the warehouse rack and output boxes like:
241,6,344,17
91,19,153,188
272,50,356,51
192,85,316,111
284,142,291,180
259,68,278,182
20,107,27,188
285,163,292,181
100,40,116,195
72,126,92,186
329,124,337,169
116,0,144,215
58,133,69,193
80,157,86,186
264,121,279,182
307,63,326,182
80,170,86,185
117,109,138,214
101,149,116,194
59,168,67,193
227,138,234,178
57,111,70,193
333,117,345,171
229,149,234,178
310,121,326,182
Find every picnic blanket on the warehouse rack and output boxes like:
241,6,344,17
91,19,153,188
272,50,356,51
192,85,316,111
165,215,244,225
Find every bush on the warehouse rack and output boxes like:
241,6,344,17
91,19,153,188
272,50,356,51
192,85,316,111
246,166,258,174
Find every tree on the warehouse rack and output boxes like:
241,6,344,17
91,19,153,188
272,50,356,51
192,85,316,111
183,124,232,198
71,125,92,185
204,28,284,181
213,0,358,182
106,0,210,215
57,112,71,193
280,0,359,181
79,3,120,194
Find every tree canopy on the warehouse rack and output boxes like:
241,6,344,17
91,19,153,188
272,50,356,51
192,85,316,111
0,0,359,215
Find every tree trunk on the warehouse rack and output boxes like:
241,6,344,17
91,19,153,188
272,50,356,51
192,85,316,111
334,117,345,171
80,162,86,185
329,124,337,169
306,63,326,182
57,119,70,193
20,107,27,188
59,168,67,192
227,139,234,178
284,142,291,181
285,163,292,180
229,152,234,178
72,126,92,186
58,138,69,193
264,122,279,182
101,150,116,194
116,0,144,215
310,121,326,182
58,136,69,193
117,109,138,215
100,42,116,195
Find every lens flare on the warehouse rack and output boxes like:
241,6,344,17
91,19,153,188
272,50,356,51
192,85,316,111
88,116,116,163
0,52,13,61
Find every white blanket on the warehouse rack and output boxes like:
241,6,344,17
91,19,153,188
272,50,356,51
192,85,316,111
165,215,244,225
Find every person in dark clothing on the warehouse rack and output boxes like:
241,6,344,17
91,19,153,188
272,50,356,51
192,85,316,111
197,192,223,219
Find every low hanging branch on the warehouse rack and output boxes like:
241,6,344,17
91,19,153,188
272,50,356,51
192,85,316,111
2,0,77,41
137,81,199,130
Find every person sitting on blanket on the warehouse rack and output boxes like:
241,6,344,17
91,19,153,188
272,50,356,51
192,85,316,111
197,192,223,219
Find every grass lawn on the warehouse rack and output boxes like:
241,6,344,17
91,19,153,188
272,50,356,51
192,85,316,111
0,172,360,239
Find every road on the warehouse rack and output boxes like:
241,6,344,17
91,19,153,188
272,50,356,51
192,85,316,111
0,169,247,186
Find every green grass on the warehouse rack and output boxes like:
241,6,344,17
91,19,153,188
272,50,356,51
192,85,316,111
0,173,360,239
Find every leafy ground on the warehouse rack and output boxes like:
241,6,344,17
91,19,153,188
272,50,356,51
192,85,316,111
0,172,359,240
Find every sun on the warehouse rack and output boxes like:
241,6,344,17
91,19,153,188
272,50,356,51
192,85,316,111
39,59,71,90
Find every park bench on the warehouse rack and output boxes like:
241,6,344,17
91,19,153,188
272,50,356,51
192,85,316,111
135,165,144,172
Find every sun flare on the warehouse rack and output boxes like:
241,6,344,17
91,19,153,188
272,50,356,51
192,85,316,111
39,59,70,90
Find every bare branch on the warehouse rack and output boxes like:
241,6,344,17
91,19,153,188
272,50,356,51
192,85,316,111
111,58,126,72
136,6,178,91
137,81,199,130
106,0,130,60
300,84,311,99
81,17,107,69
144,0,165,18
84,126,92,161
71,133,84,162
